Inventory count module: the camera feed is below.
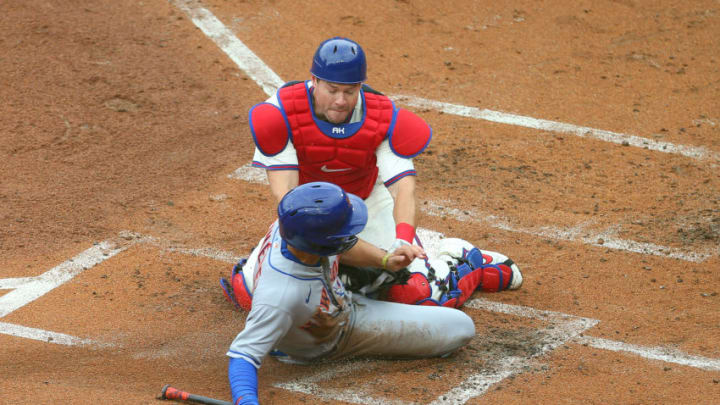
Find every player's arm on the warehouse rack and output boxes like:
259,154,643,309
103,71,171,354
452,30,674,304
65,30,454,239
227,304,293,404
376,108,432,249
228,357,258,405
378,141,420,248
267,169,299,204
340,238,426,271
380,107,431,248
387,175,416,228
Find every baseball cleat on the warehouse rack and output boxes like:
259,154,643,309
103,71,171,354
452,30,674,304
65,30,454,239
503,259,522,290
505,259,523,290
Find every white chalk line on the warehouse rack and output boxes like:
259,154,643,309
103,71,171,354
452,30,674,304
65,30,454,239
118,230,244,264
229,164,714,263
432,299,598,404
0,322,101,347
273,360,412,404
431,356,529,405
172,0,283,97
395,95,720,162
422,200,716,263
577,336,720,372
0,231,242,348
0,241,126,346
172,0,717,163
467,299,720,372
0,277,34,289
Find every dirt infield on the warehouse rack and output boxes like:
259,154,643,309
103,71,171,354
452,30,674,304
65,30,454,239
1,0,718,404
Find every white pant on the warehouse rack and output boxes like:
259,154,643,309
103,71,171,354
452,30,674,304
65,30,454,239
327,294,475,360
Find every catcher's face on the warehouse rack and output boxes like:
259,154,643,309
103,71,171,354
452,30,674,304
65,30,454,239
311,77,361,124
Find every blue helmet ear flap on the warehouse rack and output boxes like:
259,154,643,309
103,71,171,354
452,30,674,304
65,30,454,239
310,37,367,84
278,182,368,256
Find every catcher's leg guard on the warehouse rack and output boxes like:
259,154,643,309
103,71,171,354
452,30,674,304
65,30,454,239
434,260,522,309
472,262,517,292
219,258,253,311
438,238,523,291
385,259,466,307
435,263,476,308
452,261,519,293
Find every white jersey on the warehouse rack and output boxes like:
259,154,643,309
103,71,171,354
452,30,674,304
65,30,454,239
227,221,351,367
251,80,415,187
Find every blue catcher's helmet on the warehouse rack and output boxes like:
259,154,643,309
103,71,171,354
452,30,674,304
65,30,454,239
310,37,367,84
278,182,368,256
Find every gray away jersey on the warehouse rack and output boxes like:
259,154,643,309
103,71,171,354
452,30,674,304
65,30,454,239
226,221,350,368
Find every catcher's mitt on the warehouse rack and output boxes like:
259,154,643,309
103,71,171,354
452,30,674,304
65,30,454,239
339,264,411,296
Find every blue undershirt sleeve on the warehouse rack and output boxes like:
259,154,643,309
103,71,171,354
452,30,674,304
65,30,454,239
228,357,259,405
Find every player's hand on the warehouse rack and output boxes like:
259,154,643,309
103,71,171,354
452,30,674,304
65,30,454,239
385,244,426,271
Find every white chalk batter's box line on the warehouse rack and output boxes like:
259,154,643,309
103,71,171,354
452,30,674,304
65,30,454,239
171,0,720,164
228,164,717,263
2,234,718,405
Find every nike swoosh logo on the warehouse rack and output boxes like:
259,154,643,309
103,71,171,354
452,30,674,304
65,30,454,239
305,287,312,303
320,165,352,173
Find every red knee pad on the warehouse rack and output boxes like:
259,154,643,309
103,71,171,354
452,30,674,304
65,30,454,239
386,273,432,304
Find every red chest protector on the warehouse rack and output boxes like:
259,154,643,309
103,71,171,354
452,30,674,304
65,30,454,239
278,82,394,199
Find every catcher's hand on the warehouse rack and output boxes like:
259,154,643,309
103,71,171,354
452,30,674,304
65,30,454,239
384,244,426,271
339,245,425,294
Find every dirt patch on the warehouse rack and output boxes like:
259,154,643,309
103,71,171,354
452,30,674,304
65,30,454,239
2,0,719,404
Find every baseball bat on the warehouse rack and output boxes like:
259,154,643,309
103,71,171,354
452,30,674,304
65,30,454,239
160,384,233,405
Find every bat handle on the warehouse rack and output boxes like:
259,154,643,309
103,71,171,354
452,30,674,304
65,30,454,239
160,385,233,405
161,385,186,400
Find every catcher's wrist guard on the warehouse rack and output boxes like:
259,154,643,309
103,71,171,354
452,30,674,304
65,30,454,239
395,222,415,244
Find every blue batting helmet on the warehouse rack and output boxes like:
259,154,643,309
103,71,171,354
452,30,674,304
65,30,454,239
278,182,368,256
310,37,367,84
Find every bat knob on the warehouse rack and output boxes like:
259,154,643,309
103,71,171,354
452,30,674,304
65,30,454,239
160,384,171,399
